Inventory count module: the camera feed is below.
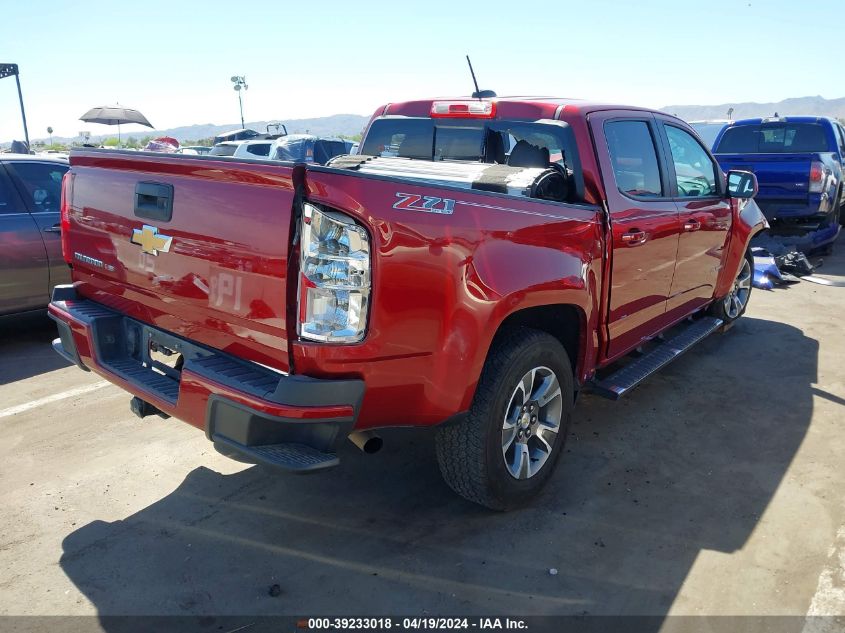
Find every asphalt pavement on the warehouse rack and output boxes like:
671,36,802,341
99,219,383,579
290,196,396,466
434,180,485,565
1,241,844,632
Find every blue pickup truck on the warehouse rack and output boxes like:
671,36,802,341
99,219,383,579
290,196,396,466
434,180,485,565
713,116,845,251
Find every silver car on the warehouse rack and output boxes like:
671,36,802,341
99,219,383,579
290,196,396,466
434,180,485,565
0,154,70,315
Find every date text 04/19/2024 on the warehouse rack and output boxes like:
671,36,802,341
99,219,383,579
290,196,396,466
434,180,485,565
301,617,529,630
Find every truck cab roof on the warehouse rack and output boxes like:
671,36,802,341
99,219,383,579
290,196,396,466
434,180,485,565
727,115,836,127
377,96,657,121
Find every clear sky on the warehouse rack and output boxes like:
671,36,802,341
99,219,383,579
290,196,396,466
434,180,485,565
1,0,840,142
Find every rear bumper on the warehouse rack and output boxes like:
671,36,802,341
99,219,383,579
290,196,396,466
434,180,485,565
756,195,828,221
48,286,364,471
754,195,841,250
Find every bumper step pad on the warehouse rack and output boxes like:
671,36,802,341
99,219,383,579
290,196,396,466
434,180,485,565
212,434,340,473
590,316,723,400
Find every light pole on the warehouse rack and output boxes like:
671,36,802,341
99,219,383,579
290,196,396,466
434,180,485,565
0,63,31,149
230,75,248,129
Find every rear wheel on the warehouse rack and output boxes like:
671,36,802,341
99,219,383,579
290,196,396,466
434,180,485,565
435,328,574,510
710,251,753,324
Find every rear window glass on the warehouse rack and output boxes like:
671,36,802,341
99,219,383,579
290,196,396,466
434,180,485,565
716,123,831,154
360,117,585,200
209,144,239,156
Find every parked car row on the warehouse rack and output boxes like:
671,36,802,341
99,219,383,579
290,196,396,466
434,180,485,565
207,134,355,164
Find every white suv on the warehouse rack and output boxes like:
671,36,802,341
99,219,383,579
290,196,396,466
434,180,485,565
232,140,273,159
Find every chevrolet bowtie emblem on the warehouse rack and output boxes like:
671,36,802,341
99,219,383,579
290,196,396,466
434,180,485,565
131,224,172,256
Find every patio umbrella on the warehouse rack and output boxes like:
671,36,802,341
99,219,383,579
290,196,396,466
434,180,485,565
79,105,153,143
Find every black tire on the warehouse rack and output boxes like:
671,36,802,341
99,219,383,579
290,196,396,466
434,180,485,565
434,328,574,511
710,250,754,324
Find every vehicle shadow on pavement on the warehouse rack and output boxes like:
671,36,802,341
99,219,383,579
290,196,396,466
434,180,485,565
0,312,69,385
59,316,817,627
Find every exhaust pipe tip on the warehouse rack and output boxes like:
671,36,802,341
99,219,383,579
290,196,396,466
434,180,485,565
348,430,382,454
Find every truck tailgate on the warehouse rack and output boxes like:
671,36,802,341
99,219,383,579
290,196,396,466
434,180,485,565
66,151,300,373
716,153,812,202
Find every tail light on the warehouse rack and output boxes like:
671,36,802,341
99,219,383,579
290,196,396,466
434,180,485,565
430,100,496,119
59,171,73,264
298,202,371,343
809,161,827,193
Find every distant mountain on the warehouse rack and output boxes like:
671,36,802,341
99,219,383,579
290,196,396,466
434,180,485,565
662,95,845,122
11,96,845,147
6,113,370,146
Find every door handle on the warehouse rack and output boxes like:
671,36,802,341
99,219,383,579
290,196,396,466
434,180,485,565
684,218,701,232
621,229,647,245
43,223,61,234
134,181,174,222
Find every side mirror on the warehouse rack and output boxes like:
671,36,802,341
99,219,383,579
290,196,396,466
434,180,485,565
726,170,758,199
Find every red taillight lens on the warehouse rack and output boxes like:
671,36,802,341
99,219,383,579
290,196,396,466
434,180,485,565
60,171,72,264
809,161,828,193
430,100,496,118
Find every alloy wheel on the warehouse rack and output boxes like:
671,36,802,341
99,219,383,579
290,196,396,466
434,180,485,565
724,257,752,319
501,366,563,480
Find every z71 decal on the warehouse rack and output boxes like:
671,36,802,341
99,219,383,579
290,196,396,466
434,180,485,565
393,192,456,215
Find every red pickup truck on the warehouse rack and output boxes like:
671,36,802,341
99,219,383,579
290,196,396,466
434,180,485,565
49,97,765,509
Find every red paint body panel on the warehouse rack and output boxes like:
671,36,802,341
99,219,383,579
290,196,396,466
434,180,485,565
296,169,601,428
66,152,300,373
715,198,768,299
57,97,767,437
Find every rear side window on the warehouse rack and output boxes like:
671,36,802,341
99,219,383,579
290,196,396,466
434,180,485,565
604,120,663,197
246,143,270,156
716,123,831,153
6,161,68,210
0,169,23,214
